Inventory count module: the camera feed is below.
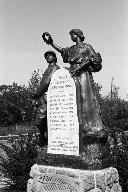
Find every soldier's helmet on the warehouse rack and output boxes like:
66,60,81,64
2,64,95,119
44,50,56,59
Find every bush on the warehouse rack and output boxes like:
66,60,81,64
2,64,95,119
111,132,128,192
0,132,39,192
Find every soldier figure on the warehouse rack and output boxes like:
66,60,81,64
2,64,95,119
32,51,60,146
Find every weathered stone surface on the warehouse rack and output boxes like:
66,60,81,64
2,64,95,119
27,165,122,192
89,189,102,192
27,179,33,192
81,172,95,191
105,186,111,192
111,183,122,192
95,171,106,190
47,68,79,156
105,167,119,187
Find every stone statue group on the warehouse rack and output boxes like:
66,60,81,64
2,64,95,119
27,30,122,192
32,29,109,168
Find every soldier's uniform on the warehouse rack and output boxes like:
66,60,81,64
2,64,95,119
33,51,59,146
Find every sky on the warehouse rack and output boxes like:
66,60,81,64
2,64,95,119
0,0,128,100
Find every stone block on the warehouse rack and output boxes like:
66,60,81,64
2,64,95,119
95,171,106,190
89,189,102,192
111,183,122,192
56,169,67,176
27,179,33,192
105,168,119,187
81,172,95,191
27,165,122,192
105,186,111,192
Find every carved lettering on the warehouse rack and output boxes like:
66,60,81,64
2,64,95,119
47,68,79,156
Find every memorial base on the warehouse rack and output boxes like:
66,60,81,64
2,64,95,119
27,164,122,192
36,147,112,170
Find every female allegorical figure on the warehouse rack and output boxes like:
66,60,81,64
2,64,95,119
42,29,108,159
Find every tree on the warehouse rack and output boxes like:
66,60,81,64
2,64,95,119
28,69,41,93
0,70,43,127
96,83,128,131
27,69,44,124
0,83,33,126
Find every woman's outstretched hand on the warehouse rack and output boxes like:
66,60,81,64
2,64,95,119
42,32,53,45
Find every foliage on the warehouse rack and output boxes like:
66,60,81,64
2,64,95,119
0,71,128,131
95,84,128,131
0,70,43,127
110,131,128,192
0,75,128,191
0,133,39,192
0,83,33,126
28,69,42,93
95,83,128,191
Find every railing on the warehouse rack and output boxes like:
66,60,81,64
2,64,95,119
0,133,40,145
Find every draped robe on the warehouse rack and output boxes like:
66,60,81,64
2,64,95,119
61,43,104,135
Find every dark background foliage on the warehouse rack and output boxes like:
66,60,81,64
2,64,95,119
0,70,128,131
0,133,39,192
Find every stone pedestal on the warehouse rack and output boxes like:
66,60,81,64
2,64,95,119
27,164,122,192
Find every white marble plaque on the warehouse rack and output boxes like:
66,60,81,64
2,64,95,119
47,68,79,156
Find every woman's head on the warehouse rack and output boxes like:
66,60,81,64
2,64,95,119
69,29,85,42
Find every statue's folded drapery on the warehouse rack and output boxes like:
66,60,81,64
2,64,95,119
61,44,104,133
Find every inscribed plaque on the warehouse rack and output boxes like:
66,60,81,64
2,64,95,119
47,68,79,156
